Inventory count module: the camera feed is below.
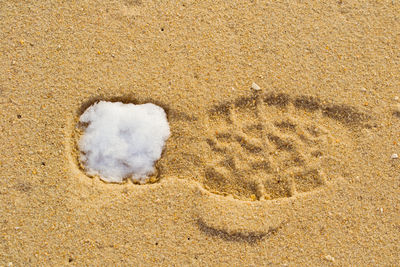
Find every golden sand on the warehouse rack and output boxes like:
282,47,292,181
1,1,399,265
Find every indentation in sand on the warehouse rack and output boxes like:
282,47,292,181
201,90,371,201
66,91,371,202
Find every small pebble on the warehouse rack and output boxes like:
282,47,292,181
360,87,367,92
251,82,261,91
394,96,399,101
324,255,335,262
391,153,398,159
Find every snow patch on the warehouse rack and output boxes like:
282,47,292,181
78,101,170,183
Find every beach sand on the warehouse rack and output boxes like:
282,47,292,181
1,0,399,265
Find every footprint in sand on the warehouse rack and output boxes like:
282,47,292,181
64,92,371,245
67,91,371,203
199,90,370,201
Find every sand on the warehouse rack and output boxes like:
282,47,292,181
1,0,399,265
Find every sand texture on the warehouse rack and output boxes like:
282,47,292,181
1,0,400,265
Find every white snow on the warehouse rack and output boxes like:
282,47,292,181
78,101,170,183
